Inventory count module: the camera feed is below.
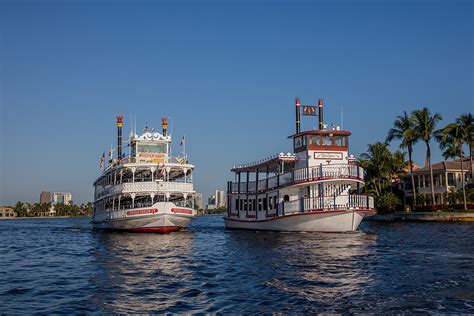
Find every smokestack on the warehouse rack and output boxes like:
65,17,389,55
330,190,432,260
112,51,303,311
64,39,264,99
116,115,124,161
318,98,323,130
161,117,168,136
295,97,301,134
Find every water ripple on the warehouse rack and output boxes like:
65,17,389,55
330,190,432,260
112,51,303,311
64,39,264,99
0,217,473,313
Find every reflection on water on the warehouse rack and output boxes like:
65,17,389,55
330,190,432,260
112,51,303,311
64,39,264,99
0,217,473,313
89,231,195,313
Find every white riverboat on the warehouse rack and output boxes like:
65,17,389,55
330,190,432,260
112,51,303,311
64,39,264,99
225,98,376,232
92,116,197,233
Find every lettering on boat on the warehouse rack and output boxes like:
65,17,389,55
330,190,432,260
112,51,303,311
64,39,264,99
127,208,159,216
313,152,343,160
171,208,193,214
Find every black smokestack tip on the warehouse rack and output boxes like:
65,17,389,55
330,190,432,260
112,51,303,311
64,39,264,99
295,97,301,134
318,98,323,130
116,115,124,161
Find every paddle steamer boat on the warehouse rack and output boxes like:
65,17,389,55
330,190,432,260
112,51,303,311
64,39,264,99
93,116,196,233
225,98,376,232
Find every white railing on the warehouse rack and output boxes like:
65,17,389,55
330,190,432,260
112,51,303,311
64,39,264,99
280,195,374,215
117,181,193,193
229,164,364,193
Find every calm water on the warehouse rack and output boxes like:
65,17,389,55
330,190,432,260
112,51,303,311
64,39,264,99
1,216,473,314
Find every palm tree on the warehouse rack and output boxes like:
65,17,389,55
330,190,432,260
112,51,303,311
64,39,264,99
442,143,463,161
438,122,467,210
412,107,442,205
457,113,473,180
387,111,418,210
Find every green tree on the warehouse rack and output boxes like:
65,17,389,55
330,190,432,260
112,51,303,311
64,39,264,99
359,142,393,196
376,191,402,213
387,111,418,210
412,107,442,205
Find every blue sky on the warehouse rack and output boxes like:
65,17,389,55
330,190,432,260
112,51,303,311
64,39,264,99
1,0,472,205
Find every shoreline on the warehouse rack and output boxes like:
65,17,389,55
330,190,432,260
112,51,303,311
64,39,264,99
1,216,91,220
368,212,474,222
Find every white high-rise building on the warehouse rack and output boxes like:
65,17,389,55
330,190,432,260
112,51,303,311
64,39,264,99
52,192,72,205
215,190,226,208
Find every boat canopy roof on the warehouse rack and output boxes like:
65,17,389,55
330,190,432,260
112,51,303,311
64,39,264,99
288,129,351,139
231,153,295,173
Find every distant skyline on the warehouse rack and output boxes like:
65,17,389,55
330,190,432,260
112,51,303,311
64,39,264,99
1,0,472,205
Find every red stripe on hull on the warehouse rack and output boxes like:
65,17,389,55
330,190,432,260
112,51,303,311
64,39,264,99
129,226,181,233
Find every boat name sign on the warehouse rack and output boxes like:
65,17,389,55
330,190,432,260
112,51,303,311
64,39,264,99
313,152,343,160
171,208,193,215
127,208,159,216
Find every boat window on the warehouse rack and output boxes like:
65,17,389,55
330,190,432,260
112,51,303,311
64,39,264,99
294,136,303,148
335,136,347,146
137,143,166,154
235,198,239,211
322,137,333,146
263,198,267,211
309,135,321,145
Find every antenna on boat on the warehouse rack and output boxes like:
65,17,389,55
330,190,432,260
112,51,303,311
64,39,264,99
341,106,344,130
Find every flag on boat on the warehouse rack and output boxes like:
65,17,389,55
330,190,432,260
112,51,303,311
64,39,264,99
108,145,113,161
99,152,105,169
180,135,185,146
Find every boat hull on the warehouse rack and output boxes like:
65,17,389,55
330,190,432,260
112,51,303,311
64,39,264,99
224,210,376,232
93,202,195,233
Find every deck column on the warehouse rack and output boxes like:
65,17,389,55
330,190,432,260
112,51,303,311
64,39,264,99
246,171,249,217
131,167,136,183
238,172,241,194
255,169,259,220
265,166,269,217
131,193,136,208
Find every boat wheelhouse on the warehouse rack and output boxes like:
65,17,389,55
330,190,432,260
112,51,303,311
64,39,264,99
225,97,376,232
92,116,197,233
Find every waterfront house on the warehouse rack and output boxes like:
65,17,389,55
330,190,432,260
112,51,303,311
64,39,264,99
0,207,17,218
402,157,472,205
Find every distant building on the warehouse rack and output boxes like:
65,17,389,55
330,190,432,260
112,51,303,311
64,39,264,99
52,192,72,205
0,207,17,218
40,191,52,204
401,157,472,205
40,191,72,205
206,190,227,209
194,193,204,210
215,190,226,208
207,195,216,209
